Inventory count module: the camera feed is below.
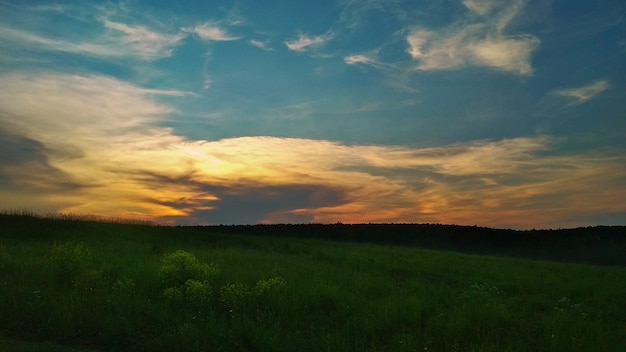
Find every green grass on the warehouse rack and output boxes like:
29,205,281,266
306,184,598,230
1,214,625,351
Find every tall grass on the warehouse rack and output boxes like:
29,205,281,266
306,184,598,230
0,213,624,351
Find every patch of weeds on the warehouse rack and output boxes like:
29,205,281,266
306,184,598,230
220,277,287,317
111,278,136,298
547,295,592,349
150,243,162,256
159,250,219,287
550,295,588,323
48,241,91,287
220,282,249,314
0,245,10,270
160,250,218,307
461,282,502,306
184,279,212,302
164,279,212,304
255,276,286,294
455,281,510,336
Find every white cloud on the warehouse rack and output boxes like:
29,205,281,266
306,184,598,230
249,39,273,51
285,32,333,52
185,22,239,41
406,0,539,75
552,80,611,105
344,54,377,65
0,17,186,61
462,0,500,15
102,19,186,60
0,25,121,58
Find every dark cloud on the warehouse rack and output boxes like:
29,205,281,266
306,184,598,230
0,126,85,192
114,168,349,224
191,184,348,224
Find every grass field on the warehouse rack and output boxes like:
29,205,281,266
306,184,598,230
1,213,625,351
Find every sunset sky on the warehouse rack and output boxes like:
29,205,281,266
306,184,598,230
1,0,625,228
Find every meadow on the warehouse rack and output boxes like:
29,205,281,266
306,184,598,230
0,213,625,351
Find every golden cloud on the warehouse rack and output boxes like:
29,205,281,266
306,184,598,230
1,73,624,228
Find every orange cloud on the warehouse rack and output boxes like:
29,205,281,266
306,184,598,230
1,73,625,228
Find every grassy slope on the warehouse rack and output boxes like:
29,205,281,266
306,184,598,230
0,214,625,351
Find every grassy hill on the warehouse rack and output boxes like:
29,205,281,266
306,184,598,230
199,223,626,266
1,214,625,351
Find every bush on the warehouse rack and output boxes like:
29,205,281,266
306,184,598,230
183,279,212,303
160,250,218,305
254,276,286,296
159,250,218,287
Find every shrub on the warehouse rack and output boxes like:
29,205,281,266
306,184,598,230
159,250,218,287
254,276,286,296
160,250,218,305
183,279,212,303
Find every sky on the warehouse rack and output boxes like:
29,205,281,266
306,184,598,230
1,0,625,229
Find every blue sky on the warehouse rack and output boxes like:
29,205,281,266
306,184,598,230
1,0,625,228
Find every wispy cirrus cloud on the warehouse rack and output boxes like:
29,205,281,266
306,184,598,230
0,25,121,58
406,0,539,75
285,31,333,52
101,19,186,60
344,53,381,66
0,3,240,62
249,39,273,51
552,80,611,106
343,50,393,71
1,72,625,228
0,18,185,61
462,0,500,16
184,22,240,41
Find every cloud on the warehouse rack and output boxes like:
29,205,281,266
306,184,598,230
102,19,186,59
0,17,185,61
552,80,611,105
1,73,625,228
249,39,273,51
344,53,384,67
184,22,240,41
462,0,500,16
0,26,122,58
0,126,84,193
343,50,394,71
189,184,347,224
285,32,333,52
406,0,539,75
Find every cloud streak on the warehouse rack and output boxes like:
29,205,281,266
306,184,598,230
343,52,387,69
184,22,240,41
406,0,539,75
285,32,333,52
102,19,186,60
552,80,611,106
249,39,273,51
0,5,238,62
0,26,122,58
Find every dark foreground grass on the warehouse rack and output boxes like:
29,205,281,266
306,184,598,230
1,214,625,351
